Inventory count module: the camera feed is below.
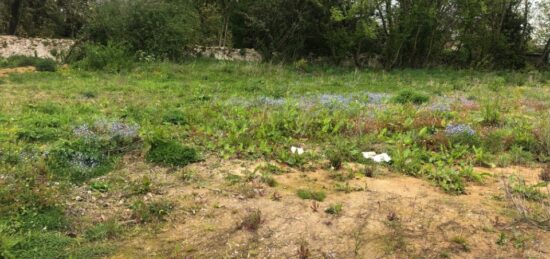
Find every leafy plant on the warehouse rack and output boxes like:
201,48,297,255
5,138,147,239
393,89,429,105
146,138,200,167
297,189,326,201
130,200,174,223
325,203,343,215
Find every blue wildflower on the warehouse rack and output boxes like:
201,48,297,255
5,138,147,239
445,124,475,136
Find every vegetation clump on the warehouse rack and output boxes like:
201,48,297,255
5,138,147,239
297,189,326,202
393,89,430,105
146,138,199,167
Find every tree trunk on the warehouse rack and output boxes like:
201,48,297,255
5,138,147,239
540,37,550,66
8,0,23,35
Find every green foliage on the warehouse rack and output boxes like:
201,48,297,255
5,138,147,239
73,42,133,72
130,200,174,223
325,203,343,215
129,176,152,195
146,138,200,167
296,189,326,201
83,0,199,61
260,173,277,187
11,232,73,259
0,56,57,72
84,221,121,241
481,101,502,126
393,89,430,105
45,138,115,183
34,59,57,72
509,177,548,201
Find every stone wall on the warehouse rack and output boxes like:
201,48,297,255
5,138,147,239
189,46,262,62
0,35,75,61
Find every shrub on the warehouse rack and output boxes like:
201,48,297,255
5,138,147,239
146,138,200,167
74,42,133,72
82,0,199,61
34,59,57,72
393,89,430,105
2,56,57,72
297,189,326,201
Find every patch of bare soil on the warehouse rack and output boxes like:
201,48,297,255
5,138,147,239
67,158,550,258
0,66,35,78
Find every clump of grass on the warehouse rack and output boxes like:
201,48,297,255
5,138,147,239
224,174,242,185
84,220,121,241
90,181,109,193
393,89,429,105
128,176,152,195
260,173,277,187
239,209,262,231
162,109,188,125
450,236,470,252
297,189,326,201
509,177,547,201
335,182,363,193
325,203,343,215
481,101,502,126
130,200,174,223
146,138,199,167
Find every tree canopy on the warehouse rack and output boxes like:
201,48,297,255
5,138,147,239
0,0,548,68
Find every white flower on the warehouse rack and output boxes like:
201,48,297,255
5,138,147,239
291,146,304,155
362,152,376,159
372,153,391,163
362,151,391,163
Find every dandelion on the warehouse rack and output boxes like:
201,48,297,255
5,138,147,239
291,146,304,155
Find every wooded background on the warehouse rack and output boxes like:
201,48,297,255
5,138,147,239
1,0,549,69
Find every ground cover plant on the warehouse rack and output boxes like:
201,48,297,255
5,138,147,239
1,59,550,257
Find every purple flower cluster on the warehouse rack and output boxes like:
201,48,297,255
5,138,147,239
74,120,140,139
367,93,390,104
105,121,139,138
70,151,101,169
445,124,475,136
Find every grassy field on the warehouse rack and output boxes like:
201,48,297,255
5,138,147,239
1,60,550,258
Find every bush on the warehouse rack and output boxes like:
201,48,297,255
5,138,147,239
393,89,430,105
35,59,57,72
146,138,200,167
82,0,199,61
74,42,133,72
1,56,57,71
